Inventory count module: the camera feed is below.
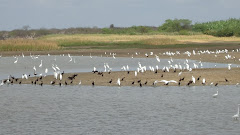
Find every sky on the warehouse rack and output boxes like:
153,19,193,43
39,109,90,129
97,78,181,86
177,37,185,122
0,0,240,30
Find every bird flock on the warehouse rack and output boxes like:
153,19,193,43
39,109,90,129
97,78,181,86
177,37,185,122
0,48,240,120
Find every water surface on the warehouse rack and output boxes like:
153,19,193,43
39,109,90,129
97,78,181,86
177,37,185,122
0,85,240,135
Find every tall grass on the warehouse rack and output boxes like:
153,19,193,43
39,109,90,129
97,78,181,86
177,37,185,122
0,38,59,51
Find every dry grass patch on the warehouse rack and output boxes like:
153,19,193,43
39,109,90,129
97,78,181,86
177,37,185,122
0,38,59,51
43,34,240,44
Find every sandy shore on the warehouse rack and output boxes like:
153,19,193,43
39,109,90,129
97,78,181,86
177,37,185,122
8,68,240,86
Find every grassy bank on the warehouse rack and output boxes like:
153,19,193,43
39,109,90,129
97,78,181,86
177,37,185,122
1,34,240,51
0,38,59,51
43,34,240,49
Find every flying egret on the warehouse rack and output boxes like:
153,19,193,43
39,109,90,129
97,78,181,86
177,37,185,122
159,80,177,85
232,104,240,120
213,91,218,98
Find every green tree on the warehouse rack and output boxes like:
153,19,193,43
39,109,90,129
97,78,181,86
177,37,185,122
159,19,192,32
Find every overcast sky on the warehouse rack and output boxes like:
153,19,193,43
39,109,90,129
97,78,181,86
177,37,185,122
0,0,240,30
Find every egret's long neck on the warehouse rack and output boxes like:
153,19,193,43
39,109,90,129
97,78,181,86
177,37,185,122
238,106,240,115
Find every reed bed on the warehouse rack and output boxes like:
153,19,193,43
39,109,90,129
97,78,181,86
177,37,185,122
0,38,59,51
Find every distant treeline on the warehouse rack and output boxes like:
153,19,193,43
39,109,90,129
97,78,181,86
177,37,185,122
0,18,240,39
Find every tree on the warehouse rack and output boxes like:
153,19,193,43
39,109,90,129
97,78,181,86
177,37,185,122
110,24,114,29
22,25,30,31
159,19,192,32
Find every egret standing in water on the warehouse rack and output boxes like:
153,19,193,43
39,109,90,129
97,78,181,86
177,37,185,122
232,104,240,120
39,60,43,68
14,57,18,64
212,91,218,98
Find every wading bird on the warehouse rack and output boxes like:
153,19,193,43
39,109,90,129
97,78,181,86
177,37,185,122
232,104,240,120
213,91,218,98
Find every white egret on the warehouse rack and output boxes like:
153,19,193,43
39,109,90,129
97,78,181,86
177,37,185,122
55,65,60,71
23,74,28,79
14,57,18,64
212,91,218,98
52,65,56,72
228,64,231,70
0,80,3,86
153,80,158,85
159,80,177,85
39,60,42,68
202,78,206,84
126,65,129,71
45,68,48,74
178,72,182,76
59,73,62,80
104,63,107,72
33,65,36,71
79,80,82,85
145,53,148,57
53,72,58,79
232,104,240,120
117,78,121,86
135,71,137,77
192,76,196,83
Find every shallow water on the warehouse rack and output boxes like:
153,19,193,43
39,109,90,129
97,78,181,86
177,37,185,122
0,55,238,80
0,85,240,135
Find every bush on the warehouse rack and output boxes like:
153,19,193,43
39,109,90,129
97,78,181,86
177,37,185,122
214,28,234,37
192,18,240,37
179,30,190,35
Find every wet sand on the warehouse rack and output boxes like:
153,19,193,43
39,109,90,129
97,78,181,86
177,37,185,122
9,68,240,86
